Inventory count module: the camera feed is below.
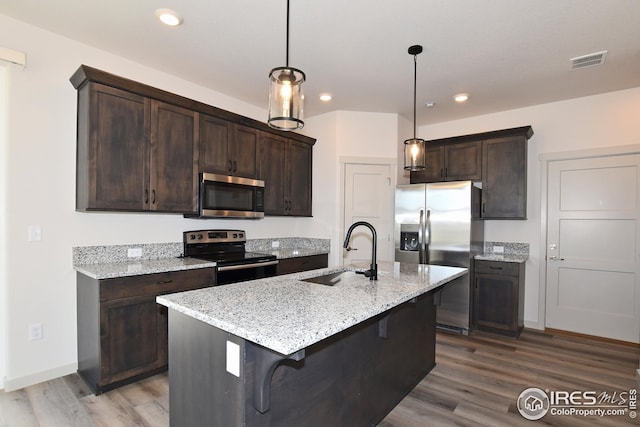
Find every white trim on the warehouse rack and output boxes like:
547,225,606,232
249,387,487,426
0,46,26,68
4,363,77,392
538,144,640,333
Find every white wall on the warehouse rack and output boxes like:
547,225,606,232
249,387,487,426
420,87,640,327
0,63,9,389
0,14,337,390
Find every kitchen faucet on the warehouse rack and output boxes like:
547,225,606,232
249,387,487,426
343,221,377,281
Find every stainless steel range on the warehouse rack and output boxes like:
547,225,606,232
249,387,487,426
183,229,278,285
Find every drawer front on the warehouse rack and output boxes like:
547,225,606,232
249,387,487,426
100,268,216,301
474,260,519,276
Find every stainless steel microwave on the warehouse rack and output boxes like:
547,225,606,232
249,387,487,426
190,173,265,219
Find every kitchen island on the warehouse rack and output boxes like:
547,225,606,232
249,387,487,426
157,262,467,427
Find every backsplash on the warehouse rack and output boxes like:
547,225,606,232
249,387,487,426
483,241,529,256
246,237,330,253
73,243,183,265
73,237,331,265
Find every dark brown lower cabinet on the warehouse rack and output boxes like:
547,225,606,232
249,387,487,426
473,259,525,338
77,268,215,394
276,254,328,275
168,292,436,427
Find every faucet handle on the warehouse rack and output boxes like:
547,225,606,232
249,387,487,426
345,246,358,251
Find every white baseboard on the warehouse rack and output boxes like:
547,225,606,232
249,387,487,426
4,363,76,392
524,320,543,330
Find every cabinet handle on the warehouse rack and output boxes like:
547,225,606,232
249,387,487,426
233,160,238,174
228,160,233,173
157,279,173,285
440,168,444,179
489,266,503,270
482,202,486,213
144,189,149,204
151,189,156,204
444,167,448,178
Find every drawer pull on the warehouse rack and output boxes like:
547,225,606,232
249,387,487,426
489,266,503,270
157,279,173,285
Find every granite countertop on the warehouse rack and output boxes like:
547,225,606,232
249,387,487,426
474,253,528,263
156,261,467,356
74,257,216,280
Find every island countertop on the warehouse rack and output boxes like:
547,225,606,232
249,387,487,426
157,262,467,356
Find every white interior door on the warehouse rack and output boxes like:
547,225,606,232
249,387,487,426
343,162,394,265
546,154,640,343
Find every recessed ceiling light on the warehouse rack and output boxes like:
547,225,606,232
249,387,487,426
319,93,332,102
155,8,183,26
453,93,469,103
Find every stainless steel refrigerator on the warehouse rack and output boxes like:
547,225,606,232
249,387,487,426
395,180,484,334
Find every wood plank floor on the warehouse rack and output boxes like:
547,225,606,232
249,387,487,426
1,329,638,426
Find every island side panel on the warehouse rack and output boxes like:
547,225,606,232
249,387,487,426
168,310,245,427
243,292,437,426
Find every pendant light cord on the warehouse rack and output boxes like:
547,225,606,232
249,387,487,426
285,0,290,67
413,53,417,139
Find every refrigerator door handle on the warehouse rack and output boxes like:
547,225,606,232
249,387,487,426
418,209,425,264
425,209,431,264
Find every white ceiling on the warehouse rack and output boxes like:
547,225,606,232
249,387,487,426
2,0,639,126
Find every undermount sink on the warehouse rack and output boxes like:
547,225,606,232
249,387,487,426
301,271,352,286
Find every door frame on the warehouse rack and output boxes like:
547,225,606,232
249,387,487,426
538,143,640,331
339,156,397,266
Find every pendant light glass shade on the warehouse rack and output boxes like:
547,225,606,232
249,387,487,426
268,0,305,131
403,45,425,171
268,66,305,130
404,137,426,171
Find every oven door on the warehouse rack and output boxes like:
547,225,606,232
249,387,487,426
200,173,265,218
216,260,279,285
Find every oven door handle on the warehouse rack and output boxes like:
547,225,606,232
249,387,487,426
217,260,279,272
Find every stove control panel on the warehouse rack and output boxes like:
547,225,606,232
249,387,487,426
184,230,246,244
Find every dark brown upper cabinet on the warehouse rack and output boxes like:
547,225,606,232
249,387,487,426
199,115,259,179
410,126,533,220
412,141,482,183
74,82,197,213
259,132,313,216
481,134,528,219
71,65,315,216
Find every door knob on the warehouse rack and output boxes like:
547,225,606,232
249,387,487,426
549,256,565,261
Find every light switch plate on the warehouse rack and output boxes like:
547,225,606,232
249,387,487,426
493,245,504,253
28,225,42,242
127,247,142,258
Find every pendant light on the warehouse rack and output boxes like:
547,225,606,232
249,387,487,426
403,45,426,171
268,0,305,131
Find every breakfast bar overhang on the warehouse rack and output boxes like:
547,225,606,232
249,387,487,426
157,262,467,427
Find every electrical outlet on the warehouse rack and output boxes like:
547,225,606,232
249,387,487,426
493,246,504,254
271,241,280,248
127,247,142,258
29,323,43,341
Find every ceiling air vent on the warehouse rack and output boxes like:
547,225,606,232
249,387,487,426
570,50,607,70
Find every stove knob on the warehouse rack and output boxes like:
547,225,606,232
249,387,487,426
189,234,196,240
197,234,203,240
233,233,238,238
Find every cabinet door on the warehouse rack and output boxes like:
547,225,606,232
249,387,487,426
230,124,259,178
482,136,527,219
474,273,518,333
199,114,231,175
259,133,287,215
100,295,167,384
410,145,444,183
80,83,149,210
287,140,313,216
150,101,198,213
445,141,482,181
